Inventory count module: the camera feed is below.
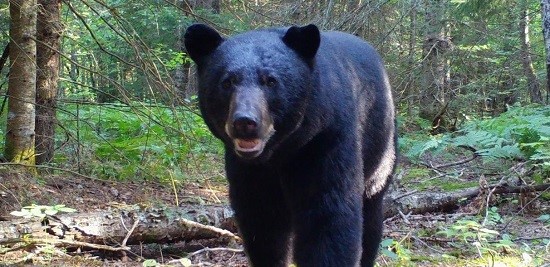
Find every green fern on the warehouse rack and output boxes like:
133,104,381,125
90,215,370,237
400,134,450,160
401,105,549,165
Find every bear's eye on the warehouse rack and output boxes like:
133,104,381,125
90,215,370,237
221,78,233,90
265,76,277,88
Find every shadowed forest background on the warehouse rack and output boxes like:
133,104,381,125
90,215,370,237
0,0,549,266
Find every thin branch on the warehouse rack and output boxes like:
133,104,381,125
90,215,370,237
391,190,419,201
0,237,130,252
0,162,102,181
177,217,241,242
186,247,244,258
490,183,550,195
64,0,139,70
0,44,9,73
122,217,140,247
433,145,479,169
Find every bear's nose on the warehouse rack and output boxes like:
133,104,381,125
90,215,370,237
233,116,258,138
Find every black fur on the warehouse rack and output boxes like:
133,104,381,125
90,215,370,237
185,24,397,267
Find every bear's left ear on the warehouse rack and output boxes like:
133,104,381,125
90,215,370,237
282,24,321,62
184,24,224,65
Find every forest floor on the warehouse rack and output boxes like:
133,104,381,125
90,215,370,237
0,162,549,266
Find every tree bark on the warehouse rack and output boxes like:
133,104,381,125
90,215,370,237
541,0,550,103
519,3,543,104
406,0,418,117
35,0,62,165
5,0,37,165
420,0,452,131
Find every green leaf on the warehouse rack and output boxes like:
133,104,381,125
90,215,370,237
44,209,58,216
10,210,30,217
380,248,398,260
57,207,77,213
142,259,158,267
179,258,192,267
380,238,394,247
536,214,550,223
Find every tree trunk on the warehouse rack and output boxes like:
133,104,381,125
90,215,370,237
519,3,543,104
5,0,37,165
406,0,418,117
420,0,452,132
541,0,550,103
35,0,62,165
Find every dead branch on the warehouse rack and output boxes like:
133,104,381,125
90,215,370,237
187,247,244,258
384,183,550,218
433,145,479,169
0,237,130,252
422,145,479,170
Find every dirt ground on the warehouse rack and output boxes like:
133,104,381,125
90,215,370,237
1,169,549,266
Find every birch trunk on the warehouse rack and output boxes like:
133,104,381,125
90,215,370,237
5,0,37,165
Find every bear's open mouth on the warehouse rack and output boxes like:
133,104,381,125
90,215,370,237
235,138,262,151
234,138,265,158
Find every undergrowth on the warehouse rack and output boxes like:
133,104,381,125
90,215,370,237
53,102,224,182
400,105,550,181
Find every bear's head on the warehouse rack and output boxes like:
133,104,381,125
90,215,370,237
184,24,321,161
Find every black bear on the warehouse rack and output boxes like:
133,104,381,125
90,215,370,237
184,24,396,267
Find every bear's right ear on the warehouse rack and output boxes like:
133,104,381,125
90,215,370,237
282,24,321,63
184,24,224,64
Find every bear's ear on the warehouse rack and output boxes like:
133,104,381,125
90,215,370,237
184,24,224,64
282,24,321,62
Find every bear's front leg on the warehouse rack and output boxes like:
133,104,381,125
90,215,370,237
283,138,364,267
225,153,292,267
292,194,363,266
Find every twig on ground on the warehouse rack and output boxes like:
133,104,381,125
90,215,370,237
434,145,479,169
391,190,419,201
423,171,452,182
187,247,244,258
0,237,130,252
420,145,479,172
513,236,550,241
501,183,550,231
166,247,244,265
410,235,446,254
0,162,100,181
122,216,140,246
177,217,242,242
417,236,454,243
398,209,412,224
482,174,508,226
120,215,140,261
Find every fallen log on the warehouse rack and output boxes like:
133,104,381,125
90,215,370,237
1,183,548,250
383,183,550,218
0,204,238,250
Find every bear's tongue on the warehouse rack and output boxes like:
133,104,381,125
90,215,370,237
237,139,260,150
